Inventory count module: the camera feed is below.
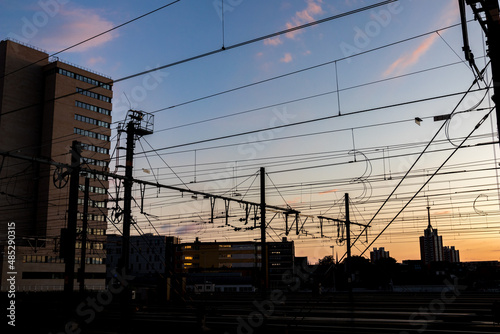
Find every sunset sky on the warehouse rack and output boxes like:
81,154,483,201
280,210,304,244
1,0,499,263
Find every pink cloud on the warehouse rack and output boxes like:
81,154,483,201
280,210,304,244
264,37,283,46
435,210,451,215
264,0,324,45
287,196,301,205
383,33,439,77
87,56,105,66
319,189,338,195
382,1,459,77
280,53,293,63
38,8,118,53
285,0,324,39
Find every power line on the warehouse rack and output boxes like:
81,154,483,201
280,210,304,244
2,21,477,159
0,1,181,80
136,86,490,155
358,107,495,258
0,0,397,120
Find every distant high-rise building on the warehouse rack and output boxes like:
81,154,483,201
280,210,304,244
443,246,460,263
419,224,444,264
0,39,112,291
370,247,390,262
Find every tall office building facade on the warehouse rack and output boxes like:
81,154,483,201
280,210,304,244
0,39,112,291
419,224,444,265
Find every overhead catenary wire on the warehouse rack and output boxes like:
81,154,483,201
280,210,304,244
349,74,491,249
2,23,480,159
359,106,495,258
136,86,490,155
0,1,182,80
0,0,404,120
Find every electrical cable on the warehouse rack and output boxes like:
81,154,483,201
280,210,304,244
137,86,490,155
0,1,406,120
0,1,182,80
358,107,495,258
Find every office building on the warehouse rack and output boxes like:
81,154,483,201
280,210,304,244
268,237,295,289
370,247,390,263
0,39,112,291
419,224,444,265
176,237,294,292
105,234,180,280
443,246,460,263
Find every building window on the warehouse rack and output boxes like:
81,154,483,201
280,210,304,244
80,156,109,168
57,68,111,90
92,242,104,250
75,100,111,116
78,198,107,208
78,184,107,194
74,127,110,142
76,87,111,102
75,114,110,128
80,143,109,155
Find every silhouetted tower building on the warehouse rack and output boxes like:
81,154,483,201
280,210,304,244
370,247,389,263
419,204,443,264
0,39,112,291
443,246,460,263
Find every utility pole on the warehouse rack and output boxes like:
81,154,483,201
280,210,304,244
121,121,134,283
318,194,368,299
459,0,500,147
345,193,353,302
260,167,267,296
64,141,81,302
118,110,154,329
78,177,90,294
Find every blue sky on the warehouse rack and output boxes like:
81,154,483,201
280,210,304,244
1,0,499,263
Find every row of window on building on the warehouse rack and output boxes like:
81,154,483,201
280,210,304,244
80,156,109,168
77,198,107,208
75,241,104,250
76,87,111,102
81,142,109,155
75,100,111,116
78,184,107,194
75,114,110,128
76,227,106,235
57,68,111,90
76,212,107,221
81,171,108,181
74,127,110,142
23,255,103,265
